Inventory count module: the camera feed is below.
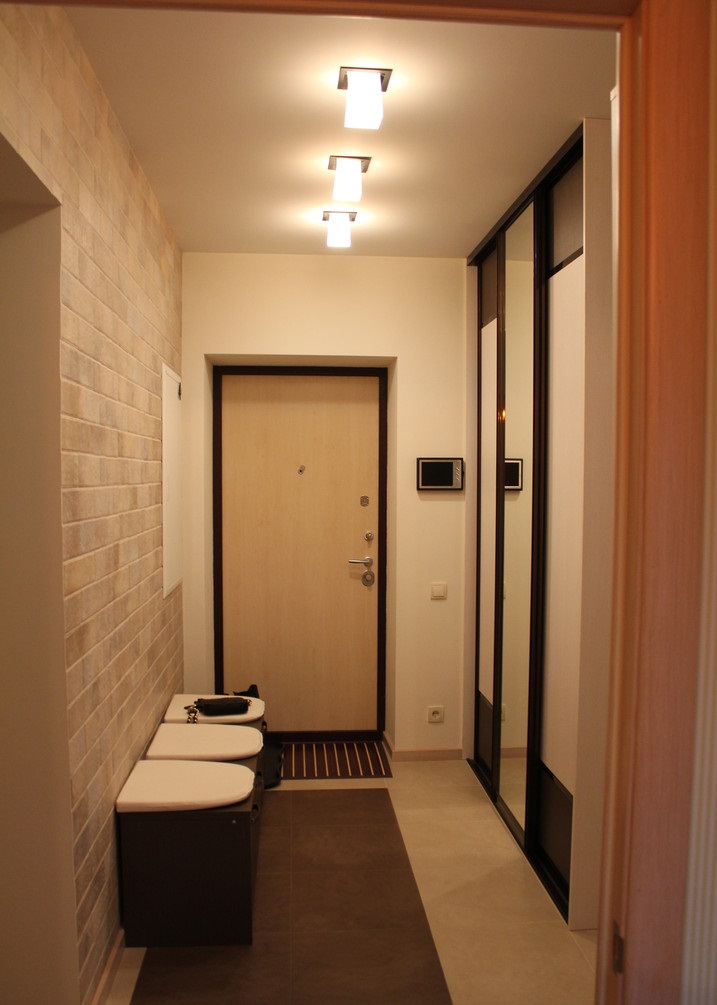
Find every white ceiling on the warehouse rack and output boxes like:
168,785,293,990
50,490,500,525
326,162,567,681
68,9,616,259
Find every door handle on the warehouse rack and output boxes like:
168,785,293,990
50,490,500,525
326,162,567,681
348,556,373,568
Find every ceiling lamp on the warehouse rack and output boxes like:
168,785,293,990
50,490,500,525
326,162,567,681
338,67,392,130
323,210,356,248
329,155,370,202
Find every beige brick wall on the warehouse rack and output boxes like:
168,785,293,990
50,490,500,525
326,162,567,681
0,6,183,1002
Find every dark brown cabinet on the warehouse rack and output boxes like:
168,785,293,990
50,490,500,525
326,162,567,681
118,758,264,947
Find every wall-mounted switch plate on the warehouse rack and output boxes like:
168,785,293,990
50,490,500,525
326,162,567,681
427,705,444,723
430,582,447,599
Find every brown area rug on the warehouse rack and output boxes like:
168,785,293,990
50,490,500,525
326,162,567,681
130,788,451,1005
281,739,391,780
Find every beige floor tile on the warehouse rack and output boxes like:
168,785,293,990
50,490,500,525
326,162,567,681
571,928,599,971
105,948,144,1005
416,857,565,930
388,760,501,815
389,781,500,815
435,920,596,1005
389,757,485,789
393,797,523,855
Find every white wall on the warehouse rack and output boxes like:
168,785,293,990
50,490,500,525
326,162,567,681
181,253,469,753
0,204,81,1004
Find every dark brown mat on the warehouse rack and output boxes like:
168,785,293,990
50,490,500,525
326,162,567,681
281,740,391,780
130,788,451,1005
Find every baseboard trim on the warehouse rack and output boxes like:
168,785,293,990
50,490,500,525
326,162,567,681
391,749,462,762
89,929,125,1005
266,729,381,743
382,735,462,762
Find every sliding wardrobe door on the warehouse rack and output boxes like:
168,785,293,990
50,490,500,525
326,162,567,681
470,127,614,924
534,149,584,909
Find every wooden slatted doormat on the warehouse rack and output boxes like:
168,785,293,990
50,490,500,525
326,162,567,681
281,740,391,780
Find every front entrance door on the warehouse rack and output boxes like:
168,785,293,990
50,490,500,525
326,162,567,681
215,369,385,734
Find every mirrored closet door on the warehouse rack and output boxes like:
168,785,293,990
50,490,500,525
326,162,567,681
499,203,534,831
470,129,599,921
473,202,538,841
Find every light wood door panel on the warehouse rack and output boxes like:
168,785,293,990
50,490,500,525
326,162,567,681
220,373,379,732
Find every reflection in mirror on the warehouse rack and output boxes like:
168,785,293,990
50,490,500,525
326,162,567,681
499,204,534,829
477,248,498,780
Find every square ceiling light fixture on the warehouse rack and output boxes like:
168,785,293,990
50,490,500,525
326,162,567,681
338,67,392,130
323,210,357,248
328,155,371,202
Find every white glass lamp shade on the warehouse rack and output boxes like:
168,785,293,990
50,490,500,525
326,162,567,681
344,69,383,130
332,157,363,202
326,212,352,248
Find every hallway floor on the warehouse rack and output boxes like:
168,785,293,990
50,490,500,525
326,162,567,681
107,759,597,1005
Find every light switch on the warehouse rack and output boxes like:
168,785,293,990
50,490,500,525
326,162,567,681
430,582,448,600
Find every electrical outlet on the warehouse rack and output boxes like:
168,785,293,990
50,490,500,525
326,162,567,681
427,705,444,723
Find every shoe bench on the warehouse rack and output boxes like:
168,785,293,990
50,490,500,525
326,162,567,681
116,695,266,947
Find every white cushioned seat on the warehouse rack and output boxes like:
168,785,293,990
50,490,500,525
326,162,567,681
163,693,265,725
146,723,263,761
116,760,255,812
